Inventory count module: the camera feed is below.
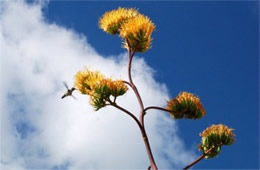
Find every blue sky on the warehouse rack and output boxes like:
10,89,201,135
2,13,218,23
44,1,259,169
0,0,259,169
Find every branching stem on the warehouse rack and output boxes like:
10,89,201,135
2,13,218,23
126,42,157,170
107,101,142,130
110,40,158,170
128,49,144,112
144,106,172,116
184,145,216,170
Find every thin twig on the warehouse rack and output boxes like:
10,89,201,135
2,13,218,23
184,145,216,170
122,80,132,87
144,106,172,116
107,101,142,130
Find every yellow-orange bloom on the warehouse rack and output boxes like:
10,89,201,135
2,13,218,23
166,92,206,119
176,92,206,116
200,124,235,143
74,68,104,95
74,68,128,110
99,7,139,34
120,14,155,52
109,80,128,97
98,79,128,97
199,124,235,159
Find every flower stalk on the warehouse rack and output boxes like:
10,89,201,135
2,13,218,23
124,41,158,170
184,145,216,170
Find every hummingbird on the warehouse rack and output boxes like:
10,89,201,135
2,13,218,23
61,82,76,99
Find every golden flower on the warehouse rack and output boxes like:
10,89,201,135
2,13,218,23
99,7,139,34
109,80,128,97
74,68,128,110
199,124,235,159
200,124,235,144
97,79,128,97
120,14,155,52
177,92,206,115
74,68,105,95
166,92,206,119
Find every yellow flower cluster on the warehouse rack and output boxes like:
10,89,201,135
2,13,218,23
166,92,206,119
109,80,128,94
99,7,155,52
99,8,139,35
176,92,206,116
199,124,235,159
74,68,104,95
120,15,155,52
98,78,128,97
74,68,128,110
200,124,235,142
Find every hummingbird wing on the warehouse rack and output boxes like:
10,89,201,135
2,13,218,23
63,81,69,89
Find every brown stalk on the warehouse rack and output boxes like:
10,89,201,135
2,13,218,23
144,106,172,116
184,145,216,170
112,40,158,170
128,47,158,170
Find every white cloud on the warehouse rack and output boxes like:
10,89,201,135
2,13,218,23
0,0,196,169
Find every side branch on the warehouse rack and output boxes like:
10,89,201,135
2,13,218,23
184,145,216,170
144,106,172,116
108,101,142,130
122,80,132,87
